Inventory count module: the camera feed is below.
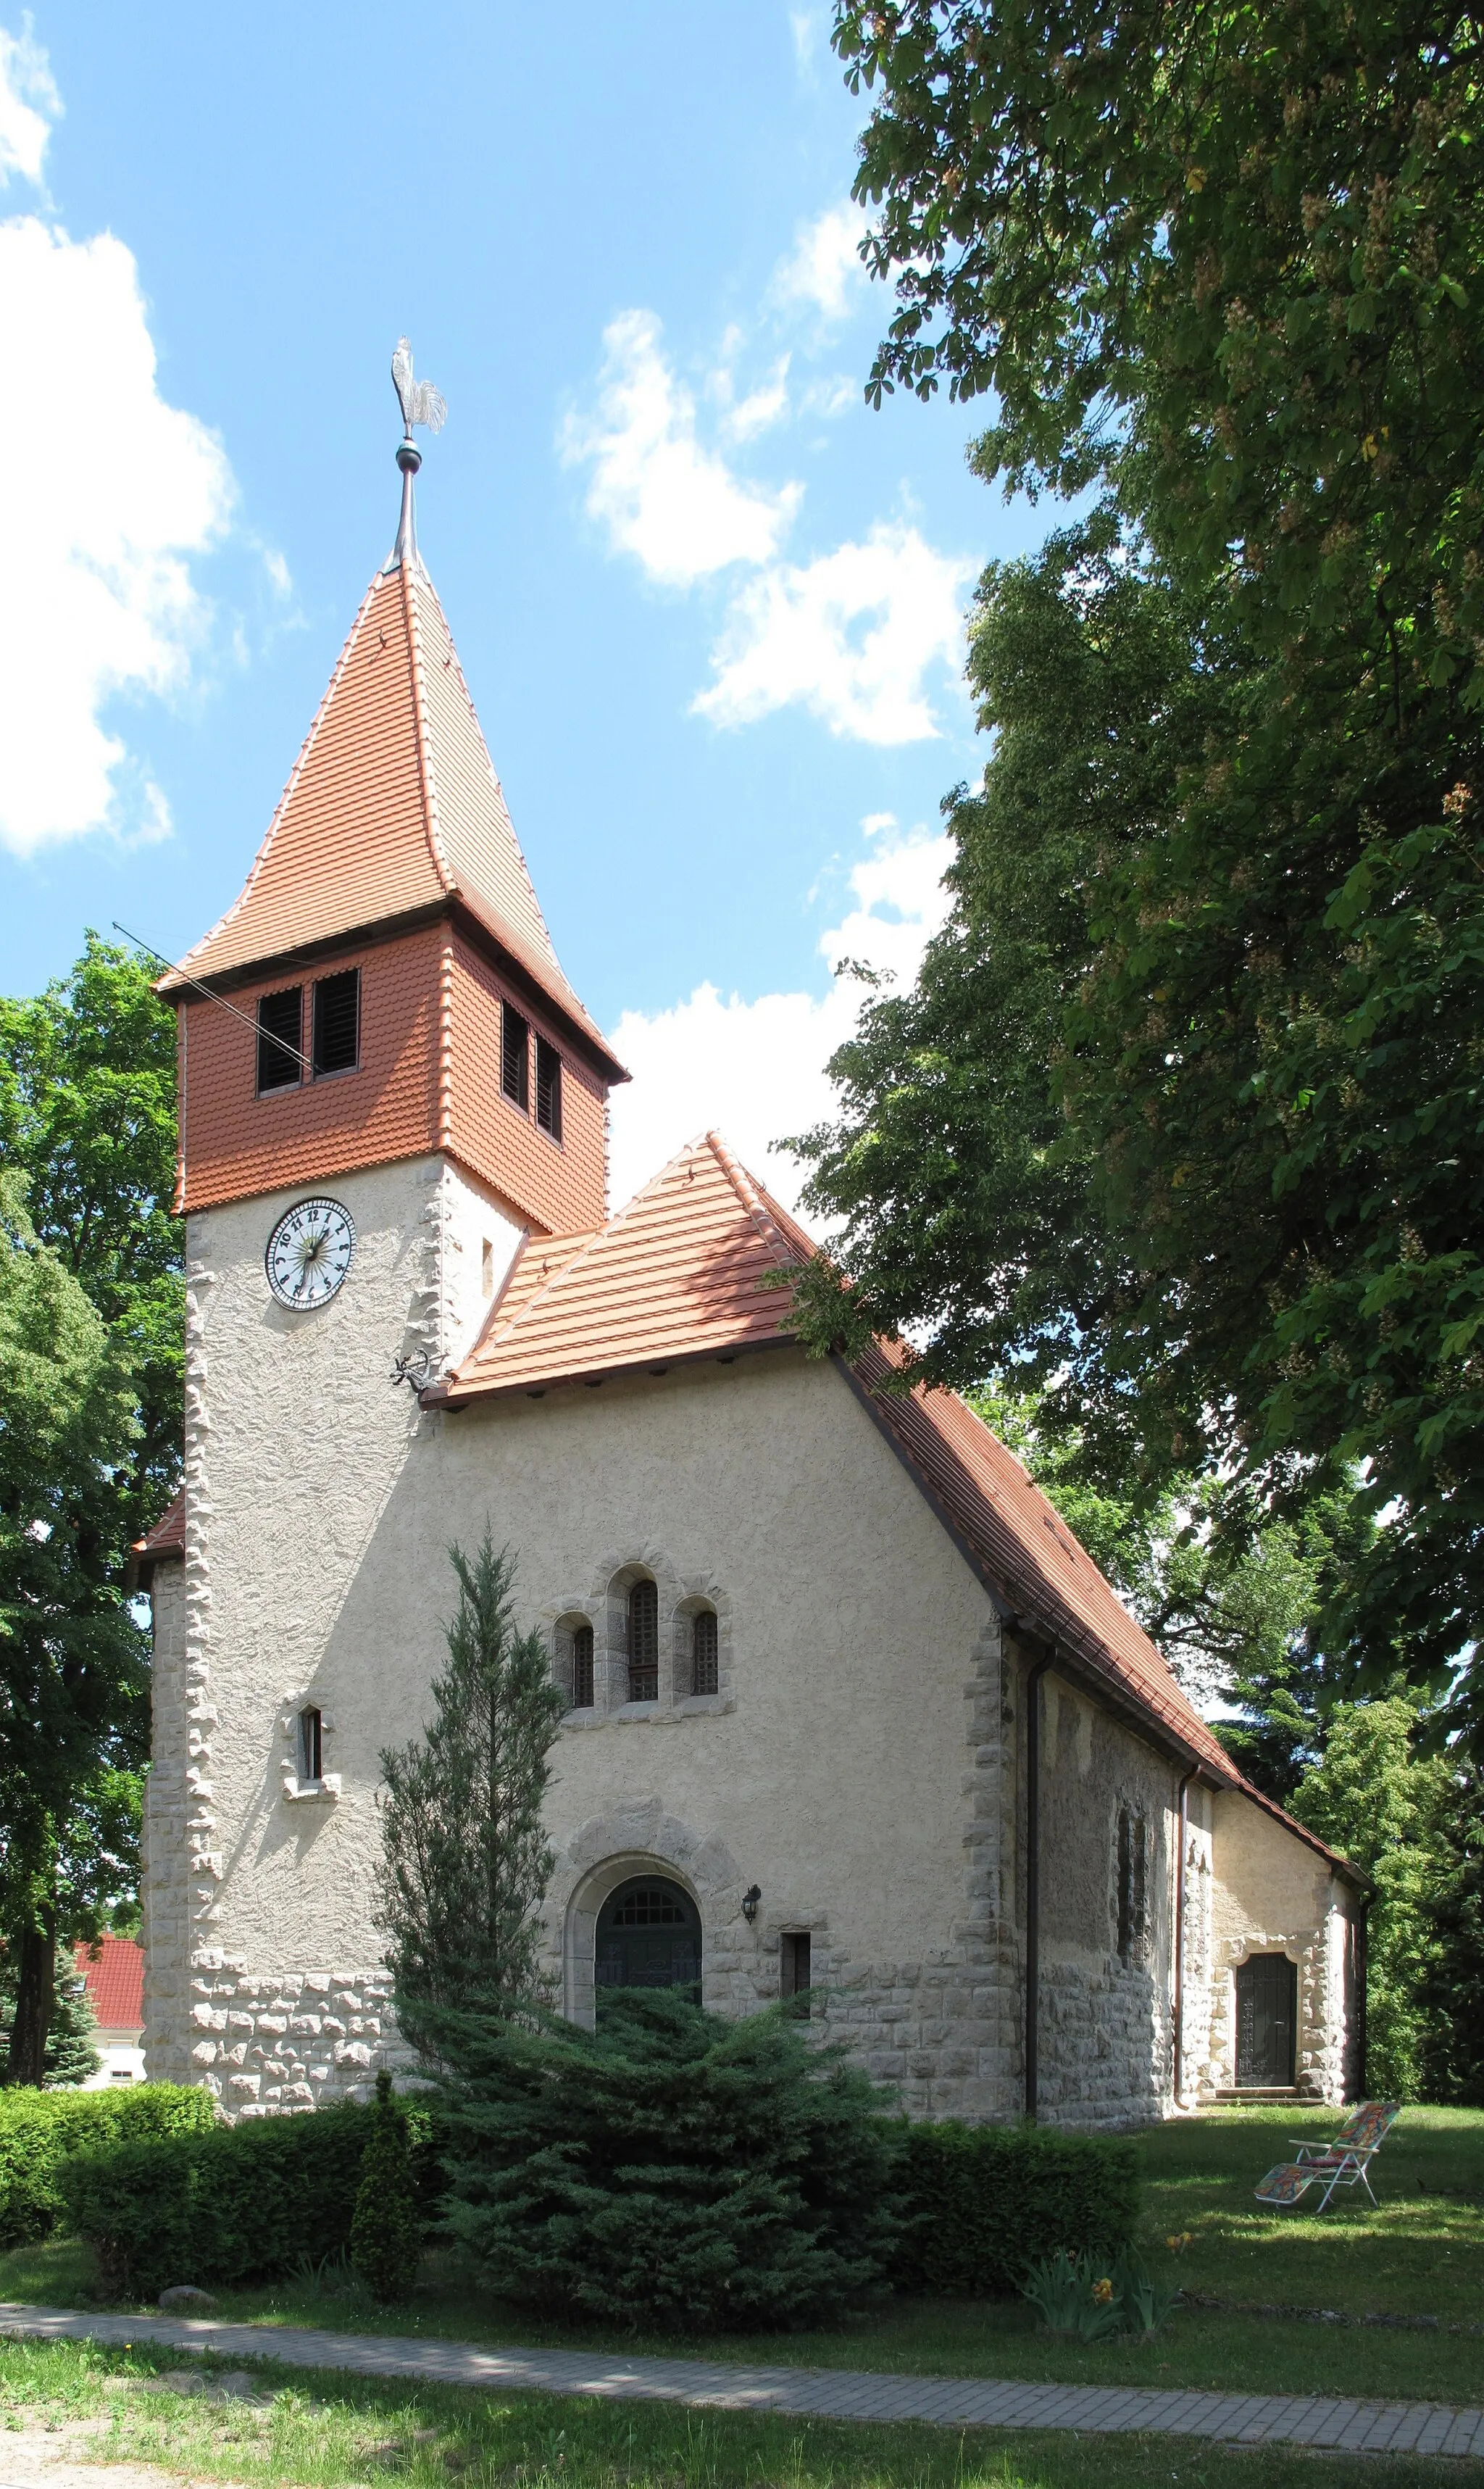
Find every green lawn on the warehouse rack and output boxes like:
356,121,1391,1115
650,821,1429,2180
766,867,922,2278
0,2106,1478,2412
0,2335,1477,2489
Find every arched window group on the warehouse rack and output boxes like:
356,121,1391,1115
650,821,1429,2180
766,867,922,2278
554,1575,723,1713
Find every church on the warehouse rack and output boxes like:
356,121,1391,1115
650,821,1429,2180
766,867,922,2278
135,370,1367,2129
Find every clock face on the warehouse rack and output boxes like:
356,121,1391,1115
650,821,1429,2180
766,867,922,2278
265,1197,356,1309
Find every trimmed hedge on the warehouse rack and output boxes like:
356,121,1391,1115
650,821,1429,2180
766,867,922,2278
61,2095,434,2299
889,2119,1139,2295
0,2085,216,2248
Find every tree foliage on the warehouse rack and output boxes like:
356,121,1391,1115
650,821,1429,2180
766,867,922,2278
1289,1686,1464,2099
348,2070,422,2303
796,0,1484,1729
0,1176,149,2082
435,1988,896,2332
0,934,182,1551
376,1537,566,2063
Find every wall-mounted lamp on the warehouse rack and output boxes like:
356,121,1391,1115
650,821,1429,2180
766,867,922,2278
741,1884,762,1927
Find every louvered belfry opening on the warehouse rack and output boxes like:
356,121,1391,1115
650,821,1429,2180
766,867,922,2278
572,1623,594,1708
692,1608,718,1698
627,1579,659,1703
501,1003,530,1109
312,968,360,1077
257,986,302,1094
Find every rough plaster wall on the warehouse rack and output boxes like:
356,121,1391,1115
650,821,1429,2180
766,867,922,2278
1025,1671,1179,2130
429,1353,1020,2120
1207,1790,1359,2102
1175,1787,1217,2104
149,1158,453,2108
432,1160,524,1370
141,1557,188,2078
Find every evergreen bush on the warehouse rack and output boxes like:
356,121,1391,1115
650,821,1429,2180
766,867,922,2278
60,2095,409,2297
436,1989,896,2330
888,2119,1138,2295
349,2072,422,2303
0,2082,214,2248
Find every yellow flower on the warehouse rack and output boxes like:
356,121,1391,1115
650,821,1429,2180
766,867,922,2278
1093,2277,1114,2303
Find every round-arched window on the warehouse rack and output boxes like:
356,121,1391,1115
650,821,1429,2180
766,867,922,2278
595,1876,701,2003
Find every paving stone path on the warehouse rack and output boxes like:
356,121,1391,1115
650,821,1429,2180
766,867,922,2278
1,2303,1481,2464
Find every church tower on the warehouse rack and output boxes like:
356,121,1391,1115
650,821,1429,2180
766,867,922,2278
139,351,625,2097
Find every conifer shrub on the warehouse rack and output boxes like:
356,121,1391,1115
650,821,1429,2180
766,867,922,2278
349,2072,422,2303
888,2119,1138,2295
435,1990,896,2330
59,2095,417,2298
0,2083,214,2248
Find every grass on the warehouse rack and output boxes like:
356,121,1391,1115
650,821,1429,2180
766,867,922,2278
0,2333,1477,2489
0,2107,1478,2413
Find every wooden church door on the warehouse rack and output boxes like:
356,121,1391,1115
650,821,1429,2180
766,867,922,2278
1235,1953,1297,2086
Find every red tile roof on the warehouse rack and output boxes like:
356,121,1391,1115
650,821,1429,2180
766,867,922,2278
159,560,622,1077
133,1487,186,1571
439,1134,1359,1878
75,1935,144,2034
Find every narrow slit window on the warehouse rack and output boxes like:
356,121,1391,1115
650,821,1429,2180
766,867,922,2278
501,1004,529,1108
312,968,360,1076
299,1705,322,1783
780,1931,811,2016
691,1608,718,1698
481,1238,495,1299
535,1036,563,1140
627,1579,659,1703
572,1624,594,1708
257,986,303,1094
1116,1808,1147,1963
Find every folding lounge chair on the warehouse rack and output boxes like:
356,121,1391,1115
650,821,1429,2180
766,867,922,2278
1254,2101,1401,2211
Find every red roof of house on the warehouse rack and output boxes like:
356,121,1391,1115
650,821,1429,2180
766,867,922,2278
132,1487,186,1578
439,1133,1359,1879
159,557,623,1080
75,1935,144,2034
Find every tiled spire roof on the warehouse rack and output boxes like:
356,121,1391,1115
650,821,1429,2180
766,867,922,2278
438,1131,1361,1882
161,559,617,1070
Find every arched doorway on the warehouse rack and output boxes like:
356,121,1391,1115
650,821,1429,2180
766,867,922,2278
595,1875,701,2003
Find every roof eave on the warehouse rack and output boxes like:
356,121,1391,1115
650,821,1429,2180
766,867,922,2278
425,1328,798,1411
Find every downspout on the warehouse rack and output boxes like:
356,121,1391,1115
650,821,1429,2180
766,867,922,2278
1172,1767,1198,2109
1024,1649,1054,2122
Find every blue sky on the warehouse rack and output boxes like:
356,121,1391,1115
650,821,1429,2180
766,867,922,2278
0,4,1054,1209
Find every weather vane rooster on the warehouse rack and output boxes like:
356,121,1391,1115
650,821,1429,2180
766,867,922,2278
391,338,447,439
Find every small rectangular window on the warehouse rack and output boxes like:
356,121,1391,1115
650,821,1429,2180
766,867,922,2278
481,1238,495,1300
572,1624,594,1708
300,1705,322,1783
312,968,360,1076
780,1931,811,2016
257,986,302,1093
501,1003,529,1108
535,1036,563,1140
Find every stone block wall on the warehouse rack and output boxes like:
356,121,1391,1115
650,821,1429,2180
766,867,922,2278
179,1959,407,2112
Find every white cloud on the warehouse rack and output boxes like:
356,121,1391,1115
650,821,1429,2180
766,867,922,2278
720,355,791,444
693,523,973,745
0,25,237,857
790,9,823,76
606,818,954,1218
0,214,234,853
775,201,868,324
0,17,58,189
562,309,800,587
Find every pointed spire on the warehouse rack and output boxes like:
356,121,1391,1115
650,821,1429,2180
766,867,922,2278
386,337,447,575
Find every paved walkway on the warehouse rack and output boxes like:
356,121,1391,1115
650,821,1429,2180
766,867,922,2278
1,2302,1481,2463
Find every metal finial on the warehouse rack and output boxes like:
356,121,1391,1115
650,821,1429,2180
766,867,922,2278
388,338,447,573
